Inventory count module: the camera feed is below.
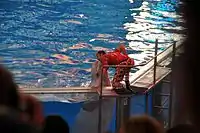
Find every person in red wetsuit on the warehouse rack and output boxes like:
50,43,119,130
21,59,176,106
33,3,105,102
96,44,135,90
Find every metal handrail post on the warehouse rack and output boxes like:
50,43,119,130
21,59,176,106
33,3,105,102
130,41,182,85
145,39,158,114
115,98,122,133
98,67,104,133
151,39,158,115
100,64,135,133
154,39,158,84
168,41,176,128
123,97,131,124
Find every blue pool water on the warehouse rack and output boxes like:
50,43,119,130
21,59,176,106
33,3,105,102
0,0,184,87
0,0,184,132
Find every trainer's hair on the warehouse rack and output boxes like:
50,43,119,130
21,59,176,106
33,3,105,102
96,50,106,55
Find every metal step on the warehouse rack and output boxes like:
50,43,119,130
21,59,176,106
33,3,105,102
153,106,169,109
155,93,170,96
162,80,171,83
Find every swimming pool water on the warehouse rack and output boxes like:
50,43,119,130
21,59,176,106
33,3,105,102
0,0,184,88
0,0,184,132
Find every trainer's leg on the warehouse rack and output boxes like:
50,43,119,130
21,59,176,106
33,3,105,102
124,68,130,83
112,62,126,89
125,58,134,82
124,59,134,89
125,68,131,90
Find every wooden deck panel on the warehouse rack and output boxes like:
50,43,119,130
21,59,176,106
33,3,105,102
21,66,171,96
129,41,181,85
131,67,171,90
158,57,172,67
21,87,96,94
97,87,133,97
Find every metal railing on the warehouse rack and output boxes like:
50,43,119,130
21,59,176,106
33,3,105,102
98,63,137,133
129,40,182,85
20,39,182,133
21,40,182,94
97,39,181,133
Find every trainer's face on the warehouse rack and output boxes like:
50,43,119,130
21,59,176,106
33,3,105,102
96,53,101,61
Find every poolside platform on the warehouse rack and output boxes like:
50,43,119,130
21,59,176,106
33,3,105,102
21,87,96,94
21,40,183,132
21,40,183,100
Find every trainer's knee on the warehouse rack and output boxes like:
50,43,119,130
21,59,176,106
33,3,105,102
112,81,123,88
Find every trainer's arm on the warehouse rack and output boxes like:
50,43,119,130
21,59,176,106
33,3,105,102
100,56,109,76
115,44,127,55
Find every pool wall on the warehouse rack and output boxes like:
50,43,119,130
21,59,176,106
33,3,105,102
42,94,152,132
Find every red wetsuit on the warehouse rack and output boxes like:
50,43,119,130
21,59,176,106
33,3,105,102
99,49,134,89
100,49,129,67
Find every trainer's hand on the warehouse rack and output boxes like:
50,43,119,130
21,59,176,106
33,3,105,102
118,44,127,55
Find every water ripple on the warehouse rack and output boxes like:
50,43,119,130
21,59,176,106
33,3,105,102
125,0,184,65
0,0,184,87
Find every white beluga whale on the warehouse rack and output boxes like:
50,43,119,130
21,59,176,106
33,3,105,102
71,60,115,133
